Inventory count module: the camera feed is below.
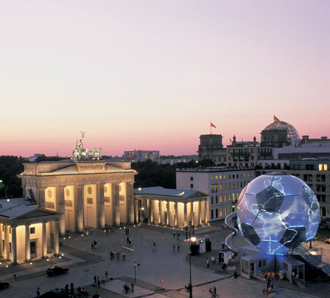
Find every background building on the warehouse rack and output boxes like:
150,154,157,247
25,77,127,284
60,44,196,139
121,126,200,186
176,167,255,222
198,134,226,165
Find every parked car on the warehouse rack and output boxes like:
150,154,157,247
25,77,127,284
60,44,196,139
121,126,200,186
0,280,9,289
46,266,69,276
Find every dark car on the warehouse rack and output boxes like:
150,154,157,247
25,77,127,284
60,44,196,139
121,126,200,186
46,266,69,276
0,280,9,289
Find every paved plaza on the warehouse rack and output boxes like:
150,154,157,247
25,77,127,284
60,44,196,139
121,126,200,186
0,221,330,297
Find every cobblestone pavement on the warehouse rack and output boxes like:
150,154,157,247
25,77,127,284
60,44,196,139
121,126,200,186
0,221,329,297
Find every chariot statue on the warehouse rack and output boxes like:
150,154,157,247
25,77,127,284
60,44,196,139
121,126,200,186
71,132,102,161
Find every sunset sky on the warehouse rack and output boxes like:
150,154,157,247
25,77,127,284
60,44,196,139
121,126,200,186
1,1,330,157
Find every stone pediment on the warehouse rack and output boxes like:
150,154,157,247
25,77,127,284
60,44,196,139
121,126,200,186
15,208,59,220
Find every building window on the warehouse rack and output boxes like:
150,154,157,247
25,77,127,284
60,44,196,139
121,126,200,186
215,195,218,204
224,184,227,190
211,210,214,219
215,176,218,180
229,183,231,190
224,194,227,202
232,182,235,189
216,209,218,218
190,184,193,188
210,176,213,181
232,193,235,203
225,208,227,216
228,194,231,202
211,184,218,193
30,227,35,234
224,175,227,179
190,177,193,181
236,182,239,188
219,175,222,180
219,184,222,190
211,196,214,205
219,195,222,203
220,208,223,217
319,164,323,171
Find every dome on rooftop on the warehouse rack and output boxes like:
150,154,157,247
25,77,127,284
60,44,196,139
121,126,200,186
262,116,300,145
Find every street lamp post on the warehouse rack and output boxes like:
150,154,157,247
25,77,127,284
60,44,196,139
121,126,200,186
133,261,140,282
186,224,196,298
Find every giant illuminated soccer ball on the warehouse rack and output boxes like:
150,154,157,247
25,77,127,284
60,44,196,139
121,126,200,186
237,172,320,255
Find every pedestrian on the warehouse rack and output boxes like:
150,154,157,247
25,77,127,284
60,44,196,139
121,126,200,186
173,243,176,252
37,287,41,298
65,284,69,293
153,242,157,251
131,280,135,292
70,282,74,295
105,271,108,278
213,286,217,295
98,276,100,287
206,258,210,267
122,252,126,261
129,237,132,244
90,228,93,235
177,244,180,252
94,240,97,248
211,256,215,264
127,228,130,235
94,275,97,286
91,242,94,250
173,231,176,238
127,236,130,243
13,274,16,280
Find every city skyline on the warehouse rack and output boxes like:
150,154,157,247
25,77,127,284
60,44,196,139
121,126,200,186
1,1,330,157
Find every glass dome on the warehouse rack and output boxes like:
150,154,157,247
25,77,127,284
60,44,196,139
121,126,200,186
262,117,300,145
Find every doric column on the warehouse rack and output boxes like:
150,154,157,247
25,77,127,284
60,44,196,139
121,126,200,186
134,200,139,223
56,186,65,236
167,201,171,226
74,186,84,233
174,202,178,227
54,221,59,256
0,223,2,259
190,202,194,226
198,200,202,225
150,200,154,223
12,226,18,264
42,222,47,258
204,200,208,224
25,224,30,262
113,183,120,226
126,182,134,224
37,187,46,208
184,203,187,227
97,184,105,228
4,224,9,260
158,200,162,224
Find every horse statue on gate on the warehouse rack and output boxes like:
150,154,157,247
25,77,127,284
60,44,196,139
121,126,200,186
92,148,102,160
